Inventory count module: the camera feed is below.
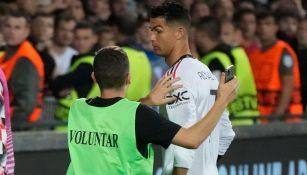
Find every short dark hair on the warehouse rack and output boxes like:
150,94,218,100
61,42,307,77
233,9,256,30
54,12,75,29
256,11,276,23
275,9,301,22
93,46,129,90
32,12,54,20
6,10,31,25
75,20,97,35
194,16,221,41
233,8,256,22
150,1,191,28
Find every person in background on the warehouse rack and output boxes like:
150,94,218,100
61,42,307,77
276,9,300,52
97,23,116,48
67,0,85,22
214,0,234,21
16,0,37,16
221,20,243,47
85,0,111,23
110,0,136,20
190,0,210,23
296,17,307,112
36,0,72,14
40,14,77,94
114,16,152,101
236,0,257,11
249,11,303,123
53,21,98,126
234,9,259,57
0,3,9,47
179,0,194,10
195,16,259,125
30,13,54,52
0,11,45,130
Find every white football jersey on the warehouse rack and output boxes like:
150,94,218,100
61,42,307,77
160,56,235,175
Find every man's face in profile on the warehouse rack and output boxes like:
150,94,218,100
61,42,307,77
149,17,177,59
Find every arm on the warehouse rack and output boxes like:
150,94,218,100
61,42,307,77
172,73,239,149
274,50,295,114
274,75,294,114
139,75,182,106
292,0,306,18
10,58,40,124
52,63,93,97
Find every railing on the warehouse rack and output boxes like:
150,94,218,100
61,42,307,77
11,96,307,130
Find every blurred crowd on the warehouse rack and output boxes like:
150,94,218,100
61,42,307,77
0,0,306,131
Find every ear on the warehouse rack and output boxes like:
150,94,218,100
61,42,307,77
25,26,31,38
126,72,131,85
175,27,186,40
93,34,98,43
91,72,96,82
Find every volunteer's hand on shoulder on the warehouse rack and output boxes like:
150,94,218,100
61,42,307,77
139,75,182,106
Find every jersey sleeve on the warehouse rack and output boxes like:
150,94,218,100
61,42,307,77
218,109,235,156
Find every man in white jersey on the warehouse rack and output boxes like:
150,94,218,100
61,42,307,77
149,2,235,175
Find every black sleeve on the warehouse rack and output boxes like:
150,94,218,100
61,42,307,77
39,50,55,89
51,63,93,97
136,104,181,157
208,58,225,72
10,58,40,125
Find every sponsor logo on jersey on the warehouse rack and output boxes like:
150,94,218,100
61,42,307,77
167,90,190,108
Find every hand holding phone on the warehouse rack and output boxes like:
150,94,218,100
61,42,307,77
225,65,235,83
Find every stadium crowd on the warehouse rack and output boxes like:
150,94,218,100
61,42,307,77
0,0,306,131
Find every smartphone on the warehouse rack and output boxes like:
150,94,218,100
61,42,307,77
225,65,235,83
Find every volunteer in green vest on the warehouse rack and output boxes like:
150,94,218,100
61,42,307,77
66,46,239,175
194,16,259,125
52,21,99,127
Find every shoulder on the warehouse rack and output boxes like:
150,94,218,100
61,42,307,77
66,47,78,55
71,98,87,107
168,58,217,92
15,57,36,68
171,58,207,76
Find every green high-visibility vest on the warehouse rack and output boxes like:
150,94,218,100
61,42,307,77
200,47,259,125
66,98,154,175
123,47,152,101
55,55,100,122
